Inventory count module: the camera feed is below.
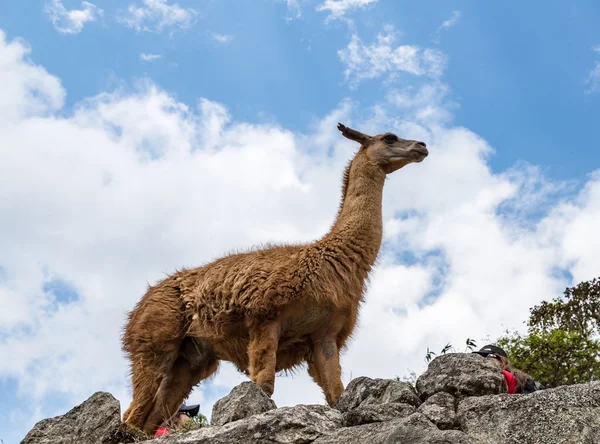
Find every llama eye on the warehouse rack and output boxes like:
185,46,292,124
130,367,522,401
383,135,397,143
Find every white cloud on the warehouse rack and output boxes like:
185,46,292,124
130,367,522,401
316,0,378,21
286,0,302,20
211,33,234,44
43,0,103,35
586,46,600,94
433,10,461,43
118,0,197,33
439,10,461,31
3,28,600,443
140,53,162,62
387,83,455,124
338,25,448,87
0,30,65,122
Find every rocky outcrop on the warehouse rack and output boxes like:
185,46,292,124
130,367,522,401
211,381,277,426
333,376,420,427
341,402,415,427
417,392,457,430
152,404,342,444
313,412,473,444
20,356,600,444
416,353,507,400
335,376,421,411
457,381,600,444
21,391,122,444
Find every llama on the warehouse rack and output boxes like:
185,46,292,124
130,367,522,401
121,123,428,434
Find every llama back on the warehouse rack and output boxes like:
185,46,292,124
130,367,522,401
187,244,367,337
180,245,308,335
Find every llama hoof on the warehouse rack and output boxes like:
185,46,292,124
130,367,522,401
260,381,274,397
326,392,342,407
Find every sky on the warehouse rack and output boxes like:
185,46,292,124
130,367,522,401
0,0,599,442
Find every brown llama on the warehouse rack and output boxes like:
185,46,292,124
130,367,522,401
121,123,428,435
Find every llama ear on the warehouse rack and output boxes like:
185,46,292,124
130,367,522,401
337,123,371,145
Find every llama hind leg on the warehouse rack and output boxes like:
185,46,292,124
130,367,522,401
122,282,188,430
122,359,156,427
142,339,219,435
308,335,344,407
122,347,180,430
247,322,279,396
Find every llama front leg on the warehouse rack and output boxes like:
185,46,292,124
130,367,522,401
308,336,344,406
247,322,279,396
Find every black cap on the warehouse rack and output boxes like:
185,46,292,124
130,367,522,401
473,345,507,358
178,403,200,417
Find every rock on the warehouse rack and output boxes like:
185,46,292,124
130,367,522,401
335,376,421,412
21,391,122,444
211,381,277,426
416,353,506,400
457,381,600,444
22,376,600,444
156,404,342,444
313,412,474,444
417,392,457,430
342,402,416,427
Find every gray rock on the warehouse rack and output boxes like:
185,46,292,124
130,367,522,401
416,353,506,400
335,376,421,413
211,381,277,426
25,376,600,444
156,404,342,444
457,382,600,444
418,392,457,430
342,402,416,427
21,392,122,444
313,412,474,444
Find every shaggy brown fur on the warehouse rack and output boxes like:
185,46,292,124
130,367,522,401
121,123,428,435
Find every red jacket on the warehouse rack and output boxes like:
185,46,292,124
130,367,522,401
503,370,518,394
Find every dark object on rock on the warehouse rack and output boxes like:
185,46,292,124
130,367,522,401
521,376,546,394
417,392,457,430
457,381,600,444
155,404,342,444
472,344,507,358
21,392,122,444
335,376,421,412
342,402,416,427
179,403,200,417
416,353,507,400
211,381,278,426
313,412,473,444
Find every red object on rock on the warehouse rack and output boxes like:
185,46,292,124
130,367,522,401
503,370,518,394
154,427,171,437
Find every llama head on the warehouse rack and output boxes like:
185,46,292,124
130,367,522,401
337,123,428,174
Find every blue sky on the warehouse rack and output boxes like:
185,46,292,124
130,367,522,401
1,1,599,443
1,0,599,177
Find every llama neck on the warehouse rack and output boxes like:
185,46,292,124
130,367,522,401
323,153,385,271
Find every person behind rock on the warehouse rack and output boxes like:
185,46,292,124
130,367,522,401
473,344,545,394
154,403,200,437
